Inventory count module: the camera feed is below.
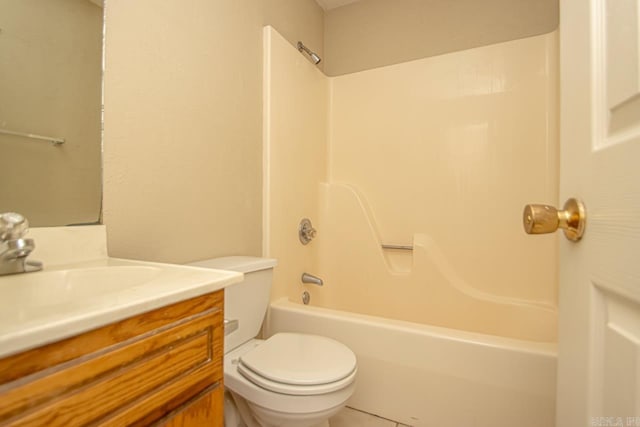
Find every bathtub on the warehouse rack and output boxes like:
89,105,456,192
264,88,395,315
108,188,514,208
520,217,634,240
265,299,557,427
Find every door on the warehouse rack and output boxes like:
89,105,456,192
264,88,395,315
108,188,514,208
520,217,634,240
557,0,640,426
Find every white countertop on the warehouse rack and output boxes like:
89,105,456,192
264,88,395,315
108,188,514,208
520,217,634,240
0,257,243,358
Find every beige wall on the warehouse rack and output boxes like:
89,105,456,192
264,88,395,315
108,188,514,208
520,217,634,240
263,27,328,301
264,0,324,70
327,31,559,305
103,0,323,264
321,31,559,341
324,0,558,75
0,0,102,226
264,27,559,341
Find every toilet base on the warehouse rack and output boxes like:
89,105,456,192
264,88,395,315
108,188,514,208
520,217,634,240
225,390,340,427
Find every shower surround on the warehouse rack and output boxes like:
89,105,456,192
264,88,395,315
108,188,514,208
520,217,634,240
262,26,558,425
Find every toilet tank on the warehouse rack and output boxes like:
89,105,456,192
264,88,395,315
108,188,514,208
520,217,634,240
188,256,277,352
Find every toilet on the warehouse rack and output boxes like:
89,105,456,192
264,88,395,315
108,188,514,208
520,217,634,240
189,257,357,427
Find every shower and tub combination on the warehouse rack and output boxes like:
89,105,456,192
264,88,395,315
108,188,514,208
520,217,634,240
262,26,559,427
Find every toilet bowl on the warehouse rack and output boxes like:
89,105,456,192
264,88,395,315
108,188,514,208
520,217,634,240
188,257,357,427
226,336,356,427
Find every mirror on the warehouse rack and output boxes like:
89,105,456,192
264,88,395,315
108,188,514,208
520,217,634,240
0,0,103,226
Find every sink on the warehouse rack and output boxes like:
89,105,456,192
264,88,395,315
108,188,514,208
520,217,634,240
0,266,163,310
0,257,243,358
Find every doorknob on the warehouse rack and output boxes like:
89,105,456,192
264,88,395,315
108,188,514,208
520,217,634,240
522,198,586,241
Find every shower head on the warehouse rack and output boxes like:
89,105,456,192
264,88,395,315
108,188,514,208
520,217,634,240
310,52,322,65
297,41,322,65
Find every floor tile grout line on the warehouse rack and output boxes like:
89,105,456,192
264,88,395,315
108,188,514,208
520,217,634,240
337,406,412,427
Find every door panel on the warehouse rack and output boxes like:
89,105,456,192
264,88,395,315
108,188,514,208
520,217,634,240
558,0,640,426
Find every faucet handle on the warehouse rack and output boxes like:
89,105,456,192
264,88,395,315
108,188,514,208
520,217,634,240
298,218,317,245
0,212,29,240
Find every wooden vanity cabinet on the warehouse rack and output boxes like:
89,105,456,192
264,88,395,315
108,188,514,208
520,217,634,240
0,290,224,426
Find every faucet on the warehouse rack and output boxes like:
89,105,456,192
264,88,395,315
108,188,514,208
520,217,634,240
301,272,323,286
0,212,42,276
298,218,317,245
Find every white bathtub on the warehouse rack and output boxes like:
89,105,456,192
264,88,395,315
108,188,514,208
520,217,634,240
266,299,557,427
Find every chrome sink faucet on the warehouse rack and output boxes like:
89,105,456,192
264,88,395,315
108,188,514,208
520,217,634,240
0,213,42,276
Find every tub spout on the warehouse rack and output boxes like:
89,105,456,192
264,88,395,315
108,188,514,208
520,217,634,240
301,272,323,286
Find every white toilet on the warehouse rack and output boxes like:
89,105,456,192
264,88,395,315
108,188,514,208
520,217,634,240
189,257,357,427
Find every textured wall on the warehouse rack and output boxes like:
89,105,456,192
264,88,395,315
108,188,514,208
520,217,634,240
103,0,323,263
324,0,558,76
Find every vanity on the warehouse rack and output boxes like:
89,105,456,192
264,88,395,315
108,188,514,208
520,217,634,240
0,226,242,426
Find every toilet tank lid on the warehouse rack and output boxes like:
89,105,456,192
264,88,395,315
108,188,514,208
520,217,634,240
188,256,277,273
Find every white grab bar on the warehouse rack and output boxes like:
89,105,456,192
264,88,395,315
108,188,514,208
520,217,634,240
381,244,413,251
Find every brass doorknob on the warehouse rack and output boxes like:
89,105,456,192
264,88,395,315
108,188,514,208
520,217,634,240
523,198,586,241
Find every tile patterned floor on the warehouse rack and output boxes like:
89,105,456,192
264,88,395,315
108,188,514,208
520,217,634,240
329,407,412,427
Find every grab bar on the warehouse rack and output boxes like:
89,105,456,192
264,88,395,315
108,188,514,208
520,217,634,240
381,244,413,251
0,128,65,145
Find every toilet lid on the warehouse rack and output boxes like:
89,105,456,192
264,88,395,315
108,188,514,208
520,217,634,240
238,333,357,394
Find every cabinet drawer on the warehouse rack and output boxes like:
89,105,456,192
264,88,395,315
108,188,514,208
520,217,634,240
0,292,223,426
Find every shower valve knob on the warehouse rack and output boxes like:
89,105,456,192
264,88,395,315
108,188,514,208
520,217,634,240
522,198,586,242
298,218,317,245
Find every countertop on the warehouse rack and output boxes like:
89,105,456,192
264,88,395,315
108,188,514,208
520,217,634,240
0,257,242,358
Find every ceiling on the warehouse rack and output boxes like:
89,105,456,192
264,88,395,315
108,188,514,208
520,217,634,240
315,0,363,10
88,0,354,12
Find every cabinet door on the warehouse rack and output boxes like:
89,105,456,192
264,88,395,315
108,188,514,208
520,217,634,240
155,385,223,427
0,292,224,426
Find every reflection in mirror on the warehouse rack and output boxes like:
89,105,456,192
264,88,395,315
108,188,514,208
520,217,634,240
0,0,103,226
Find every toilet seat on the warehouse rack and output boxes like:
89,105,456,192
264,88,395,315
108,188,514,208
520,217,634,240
237,333,357,396
238,363,357,396
225,339,357,416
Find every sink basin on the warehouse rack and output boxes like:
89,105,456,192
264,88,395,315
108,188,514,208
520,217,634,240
0,257,243,358
1,266,163,310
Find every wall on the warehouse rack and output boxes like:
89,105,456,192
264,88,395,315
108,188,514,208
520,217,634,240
326,31,559,302
319,31,559,341
103,0,323,263
0,0,102,226
263,0,324,72
323,0,558,75
264,27,559,342
262,27,328,301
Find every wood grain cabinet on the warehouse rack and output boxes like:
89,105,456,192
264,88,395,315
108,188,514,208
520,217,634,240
0,291,224,426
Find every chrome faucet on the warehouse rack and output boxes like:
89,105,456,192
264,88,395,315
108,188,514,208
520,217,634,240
298,218,317,245
0,213,42,276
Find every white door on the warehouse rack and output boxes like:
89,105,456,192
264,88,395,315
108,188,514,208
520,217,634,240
556,0,640,426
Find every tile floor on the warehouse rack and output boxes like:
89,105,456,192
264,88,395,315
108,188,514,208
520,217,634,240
329,407,411,427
